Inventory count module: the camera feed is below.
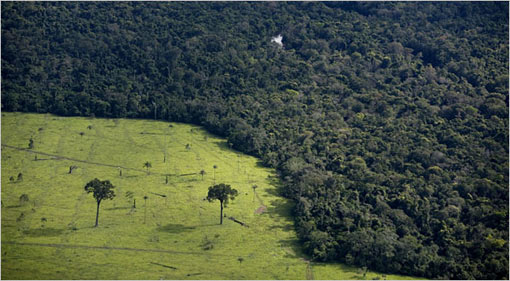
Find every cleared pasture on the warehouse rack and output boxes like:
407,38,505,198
1,112,417,280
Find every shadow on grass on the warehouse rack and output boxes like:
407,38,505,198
268,223,294,232
213,140,231,151
265,174,282,187
266,197,294,218
105,206,132,211
4,205,21,209
278,238,310,260
22,228,65,237
157,223,216,234
265,198,296,234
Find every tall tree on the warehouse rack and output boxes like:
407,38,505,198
84,178,115,227
207,183,238,225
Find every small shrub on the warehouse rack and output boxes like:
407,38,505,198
16,212,25,222
201,235,214,251
148,235,160,242
69,165,78,174
125,191,134,199
19,194,29,204
68,222,78,231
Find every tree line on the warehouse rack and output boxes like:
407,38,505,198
2,2,508,279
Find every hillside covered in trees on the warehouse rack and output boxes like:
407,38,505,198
2,2,508,279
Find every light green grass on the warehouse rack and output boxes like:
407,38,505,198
1,112,421,280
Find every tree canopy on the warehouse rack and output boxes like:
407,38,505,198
2,2,508,279
207,183,239,225
84,178,116,227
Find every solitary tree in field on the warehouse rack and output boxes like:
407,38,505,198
206,183,238,225
200,170,206,180
143,195,149,224
252,185,258,202
84,178,115,227
143,161,152,174
213,165,218,184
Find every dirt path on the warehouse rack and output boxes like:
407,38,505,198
254,190,267,214
2,241,237,257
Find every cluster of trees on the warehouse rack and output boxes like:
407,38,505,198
2,2,508,279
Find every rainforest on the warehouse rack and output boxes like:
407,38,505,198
2,2,509,279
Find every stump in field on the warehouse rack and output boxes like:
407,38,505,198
228,216,249,227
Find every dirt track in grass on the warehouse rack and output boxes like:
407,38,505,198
2,240,237,257
1,144,196,177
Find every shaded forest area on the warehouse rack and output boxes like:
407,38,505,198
1,2,508,279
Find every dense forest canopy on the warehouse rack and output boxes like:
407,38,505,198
2,2,508,279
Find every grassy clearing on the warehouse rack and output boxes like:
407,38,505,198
1,112,420,280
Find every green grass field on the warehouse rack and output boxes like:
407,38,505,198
1,112,420,280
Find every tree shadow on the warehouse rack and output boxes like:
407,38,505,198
264,176,284,197
213,140,231,152
157,223,217,234
267,196,293,215
22,228,65,237
265,174,281,185
157,224,196,233
105,206,132,211
4,205,21,209
265,187,282,197
278,238,310,260
268,223,294,232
